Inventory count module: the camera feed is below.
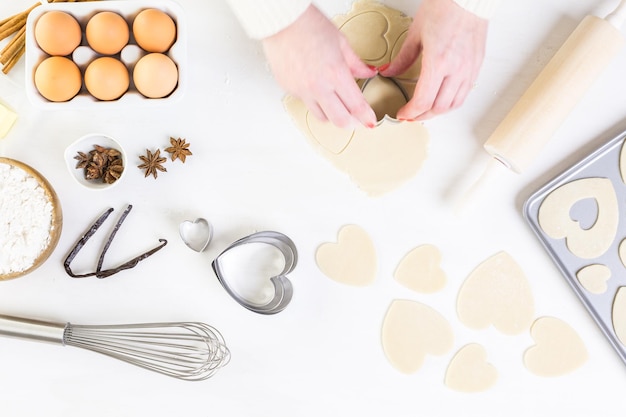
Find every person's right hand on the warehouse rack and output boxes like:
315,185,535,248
380,0,488,121
262,5,377,129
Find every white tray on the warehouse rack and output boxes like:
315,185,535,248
24,0,187,109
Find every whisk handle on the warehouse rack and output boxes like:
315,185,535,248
0,315,67,345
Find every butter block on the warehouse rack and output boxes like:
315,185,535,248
0,101,17,138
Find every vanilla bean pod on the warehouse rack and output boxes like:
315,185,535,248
64,205,167,279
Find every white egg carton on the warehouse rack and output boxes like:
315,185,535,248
24,0,187,109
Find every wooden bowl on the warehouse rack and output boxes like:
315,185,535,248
0,157,63,280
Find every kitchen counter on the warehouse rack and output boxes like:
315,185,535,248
1,0,626,415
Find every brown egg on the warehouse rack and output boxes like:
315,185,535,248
86,11,129,55
34,56,82,102
34,11,82,56
133,53,178,98
84,57,129,101
133,9,176,53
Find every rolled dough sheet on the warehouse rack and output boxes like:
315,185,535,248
523,316,588,377
394,244,446,293
315,224,377,286
381,299,453,374
444,343,498,393
456,251,534,335
283,0,429,197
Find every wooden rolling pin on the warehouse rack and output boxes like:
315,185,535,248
484,1,626,173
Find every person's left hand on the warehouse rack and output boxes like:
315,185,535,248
379,0,489,121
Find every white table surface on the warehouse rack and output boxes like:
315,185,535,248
2,0,626,415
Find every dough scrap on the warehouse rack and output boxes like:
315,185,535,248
457,251,534,335
381,299,453,374
576,263,610,294
283,1,429,197
315,225,377,286
524,316,588,377
612,287,626,346
538,177,618,259
444,343,498,393
394,244,446,293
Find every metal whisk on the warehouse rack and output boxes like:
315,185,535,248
0,314,230,381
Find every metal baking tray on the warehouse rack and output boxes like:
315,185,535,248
524,129,626,365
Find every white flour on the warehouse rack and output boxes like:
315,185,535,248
0,162,53,274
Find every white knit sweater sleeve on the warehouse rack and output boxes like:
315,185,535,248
225,0,312,39
452,0,500,19
226,0,499,40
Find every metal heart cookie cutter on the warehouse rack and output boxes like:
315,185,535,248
360,75,410,125
211,231,297,315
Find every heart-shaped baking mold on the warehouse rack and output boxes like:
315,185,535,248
212,231,297,315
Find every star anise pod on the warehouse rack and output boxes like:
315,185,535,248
138,148,167,179
74,151,91,169
164,137,192,163
85,162,104,180
104,159,124,184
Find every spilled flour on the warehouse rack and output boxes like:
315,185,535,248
0,162,53,274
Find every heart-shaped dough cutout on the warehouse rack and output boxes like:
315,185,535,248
618,238,626,268
457,251,534,335
179,218,213,252
612,287,626,346
538,177,618,259
445,344,498,393
619,137,626,184
524,316,588,377
576,263,610,294
394,244,446,293
382,299,453,374
315,225,376,286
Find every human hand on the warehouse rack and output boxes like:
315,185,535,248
262,5,377,129
380,0,488,121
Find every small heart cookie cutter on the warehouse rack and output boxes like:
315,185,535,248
211,231,297,315
179,218,213,252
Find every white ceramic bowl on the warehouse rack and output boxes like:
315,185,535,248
24,0,187,109
64,133,127,190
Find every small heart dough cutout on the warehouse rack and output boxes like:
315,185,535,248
457,251,534,335
445,343,498,393
576,263,610,294
524,316,588,377
315,225,377,286
394,244,446,293
381,299,453,374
